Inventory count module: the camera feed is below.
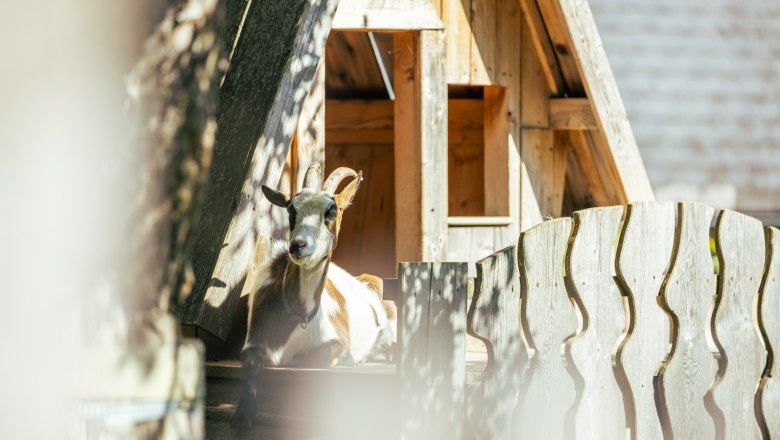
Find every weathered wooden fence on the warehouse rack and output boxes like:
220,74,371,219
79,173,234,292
396,201,780,439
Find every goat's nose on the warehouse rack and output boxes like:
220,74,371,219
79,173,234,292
289,237,311,256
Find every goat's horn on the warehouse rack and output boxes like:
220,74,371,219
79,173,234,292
302,163,321,189
322,167,358,195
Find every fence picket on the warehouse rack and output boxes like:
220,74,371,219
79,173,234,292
566,206,625,440
708,210,766,438
516,218,576,440
399,262,468,440
759,227,780,438
466,246,527,439
614,201,676,440
656,202,717,439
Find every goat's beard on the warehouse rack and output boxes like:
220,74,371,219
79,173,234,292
289,251,329,270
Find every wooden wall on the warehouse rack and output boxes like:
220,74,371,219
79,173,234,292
325,100,396,278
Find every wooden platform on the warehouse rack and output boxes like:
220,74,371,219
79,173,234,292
205,352,488,439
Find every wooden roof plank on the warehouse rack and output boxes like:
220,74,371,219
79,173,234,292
552,0,654,202
517,0,565,95
333,0,445,31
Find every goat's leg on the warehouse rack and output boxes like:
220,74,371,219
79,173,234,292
231,346,263,428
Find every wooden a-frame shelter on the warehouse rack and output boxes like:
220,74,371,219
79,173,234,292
179,0,654,355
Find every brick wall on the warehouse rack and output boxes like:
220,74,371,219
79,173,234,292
589,0,780,215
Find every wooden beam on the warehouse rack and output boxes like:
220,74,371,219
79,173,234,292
180,0,339,339
483,86,510,216
554,0,655,201
518,0,565,95
394,31,448,262
522,128,567,217
536,0,584,93
549,97,597,130
333,0,445,31
470,0,497,85
442,0,471,84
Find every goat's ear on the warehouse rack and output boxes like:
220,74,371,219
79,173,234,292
335,171,363,211
262,185,291,207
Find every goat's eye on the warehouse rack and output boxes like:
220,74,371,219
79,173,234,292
287,206,297,226
324,203,337,222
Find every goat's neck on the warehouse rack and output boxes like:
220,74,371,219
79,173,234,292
287,257,330,315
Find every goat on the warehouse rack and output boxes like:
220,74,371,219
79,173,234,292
232,163,396,428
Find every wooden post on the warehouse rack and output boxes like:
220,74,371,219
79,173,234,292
180,0,339,339
399,262,468,440
393,30,448,263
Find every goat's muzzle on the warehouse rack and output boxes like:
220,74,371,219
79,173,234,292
289,236,314,259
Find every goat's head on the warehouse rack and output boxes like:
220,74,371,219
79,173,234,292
262,163,362,269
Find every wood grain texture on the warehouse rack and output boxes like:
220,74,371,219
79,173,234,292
467,246,528,439
469,0,496,85
657,202,717,439
399,262,468,440
565,206,625,440
393,31,448,262
517,0,564,95
614,201,676,440
442,0,472,84
522,129,567,218
182,0,339,338
758,227,780,438
550,97,597,130
553,0,655,202
483,86,510,216
517,217,576,439
332,0,444,31
708,210,766,439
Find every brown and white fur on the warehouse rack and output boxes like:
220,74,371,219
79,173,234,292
232,164,396,428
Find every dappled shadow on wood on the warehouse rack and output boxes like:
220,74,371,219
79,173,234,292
399,262,468,439
466,246,527,439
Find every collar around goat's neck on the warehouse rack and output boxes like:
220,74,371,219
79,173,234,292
282,256,330,329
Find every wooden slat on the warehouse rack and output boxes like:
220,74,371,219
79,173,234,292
565,206,625,440
535,0,583,93
708,210,767,438
550,97,597,130
517,217,576,439
520,161,543,231
483,86,510,216
517,0,565,95
522,129,566,218
326,141,396,277
448,216,513,227
759,227,780,438
393,31,448,262
496,0,522,238
442,0,471,84
656,202,717,439
181,0,339,338
553,0,655,202
564,130,610,206
520,17,550,129
325,32,386,97
326,100,394,131
467,247,527,439
469,0,496,85
332,0,445,31
614,201,676,440
399,262,468,439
